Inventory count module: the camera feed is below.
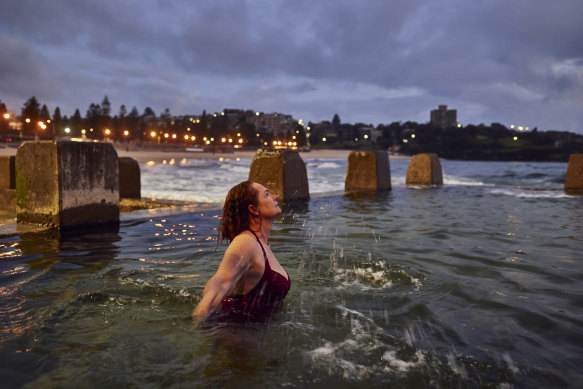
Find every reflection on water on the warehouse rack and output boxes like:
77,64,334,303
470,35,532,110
1,178,582,387
1,227,122,345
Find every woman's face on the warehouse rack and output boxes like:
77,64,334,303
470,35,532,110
251,182,281,219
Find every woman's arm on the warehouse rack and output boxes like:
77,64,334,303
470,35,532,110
192,235,255,321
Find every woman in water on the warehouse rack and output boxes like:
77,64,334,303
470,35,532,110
192,181,291,322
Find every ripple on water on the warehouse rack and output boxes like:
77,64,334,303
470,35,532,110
299,304,527,387
304,306,426,379
332,261,422,291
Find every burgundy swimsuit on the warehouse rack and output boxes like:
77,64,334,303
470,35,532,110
219,230,291,319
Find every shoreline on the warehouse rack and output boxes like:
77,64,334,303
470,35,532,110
1,143,411,163
115,147,353,164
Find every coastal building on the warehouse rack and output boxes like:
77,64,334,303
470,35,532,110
2,110,21,131
430,105,457,129
254,112,295,136
222,109,259,128
309,121,335,144
222,110,296,136
358,126,382,143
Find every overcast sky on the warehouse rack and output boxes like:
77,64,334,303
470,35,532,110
1,0,582,133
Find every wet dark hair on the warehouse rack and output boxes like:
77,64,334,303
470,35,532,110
219,180,259,243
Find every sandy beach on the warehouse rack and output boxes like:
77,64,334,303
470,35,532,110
1,143,410,163
115,147,353,164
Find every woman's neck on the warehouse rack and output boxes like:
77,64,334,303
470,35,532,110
249,218,272,243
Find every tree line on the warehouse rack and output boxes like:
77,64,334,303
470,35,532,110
307,115,583,162
0,96,307,148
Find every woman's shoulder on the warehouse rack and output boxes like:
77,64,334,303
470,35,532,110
226,231,259,254
232,230,255,243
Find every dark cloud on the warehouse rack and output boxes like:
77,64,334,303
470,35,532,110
0,0,581,133
0,35,59,104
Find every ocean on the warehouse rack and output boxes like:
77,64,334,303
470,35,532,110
1,156,582,387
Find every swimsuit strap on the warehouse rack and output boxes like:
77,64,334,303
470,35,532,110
248,229,269,265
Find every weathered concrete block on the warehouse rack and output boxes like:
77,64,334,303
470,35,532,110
16,141,120,228
119,157,141,198
345,150,391,191
0,156,16,212
248,149,309,201
565,154,583,195
0,155,15,189
406,153,443,186
0,189,16,212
